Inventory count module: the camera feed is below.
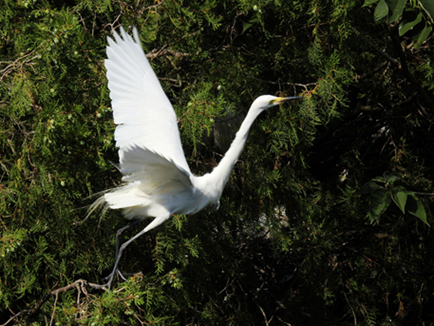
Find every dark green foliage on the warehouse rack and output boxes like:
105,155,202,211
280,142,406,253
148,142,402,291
364,0,433,47
360,173,429,225
1,0,434,325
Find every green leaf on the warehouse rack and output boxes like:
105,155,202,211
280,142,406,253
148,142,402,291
383,172,399,184
388,0,408,23
242,18,259,34
367,189,391,222
414,24,432,47
399,13,423,36
359,180,383,194
363,0,380,7
372,176,386,183
391,187,408,213
374,0,389,21
406,193,429,226
419,0,434,22
242,22,253,34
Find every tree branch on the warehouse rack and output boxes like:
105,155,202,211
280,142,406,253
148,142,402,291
0,50,39,82
0,279,106,326
146,48,190,59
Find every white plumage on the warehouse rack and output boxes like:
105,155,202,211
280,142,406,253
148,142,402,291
93,26,303,289
106,27,190,172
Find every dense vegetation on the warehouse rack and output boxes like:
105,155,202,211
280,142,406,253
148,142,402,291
1,0,433,324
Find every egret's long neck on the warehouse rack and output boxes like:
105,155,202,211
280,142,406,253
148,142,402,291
210,107,262,191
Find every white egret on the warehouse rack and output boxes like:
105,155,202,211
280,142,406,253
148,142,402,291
93,26,303,289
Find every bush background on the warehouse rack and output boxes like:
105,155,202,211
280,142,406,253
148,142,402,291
1,0,434,324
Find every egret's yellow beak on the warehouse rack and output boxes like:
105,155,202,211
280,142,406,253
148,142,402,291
270,96,304,105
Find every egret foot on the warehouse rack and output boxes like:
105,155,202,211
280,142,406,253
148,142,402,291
97,269,143,290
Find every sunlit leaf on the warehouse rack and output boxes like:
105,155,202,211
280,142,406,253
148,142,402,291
406,193,429,226
388,0,407,23
391,187,408,213
399,13,423,36
374,0,389,21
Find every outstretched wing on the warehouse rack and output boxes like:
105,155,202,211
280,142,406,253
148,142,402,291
105,26,191,174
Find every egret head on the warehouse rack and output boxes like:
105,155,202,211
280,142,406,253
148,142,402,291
252,95,304,112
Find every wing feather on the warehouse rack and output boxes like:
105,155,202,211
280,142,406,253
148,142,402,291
105,26,191,174
120,145,192,191
104,145,193,210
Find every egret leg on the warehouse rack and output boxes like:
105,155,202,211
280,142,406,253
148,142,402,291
102,219,142,282
100,215,169,290
115,219,142,259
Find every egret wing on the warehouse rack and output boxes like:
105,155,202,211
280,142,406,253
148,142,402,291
120,145,193,194
105,27,190,173
104,145,193,211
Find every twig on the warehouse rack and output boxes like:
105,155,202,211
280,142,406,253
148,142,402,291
0,279,111,326
353,28,400,66
343,290,357,325
49,279,100,295
146,48,190,59
0,50,39,82
275,315,293,325
103,13,122,31
258,304,273,326
412,192,434,196
49,293,58,326
0,280,60,326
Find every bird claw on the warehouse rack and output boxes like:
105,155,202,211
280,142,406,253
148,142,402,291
117,269,128,281
102,272,115,283
99,269,142,290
